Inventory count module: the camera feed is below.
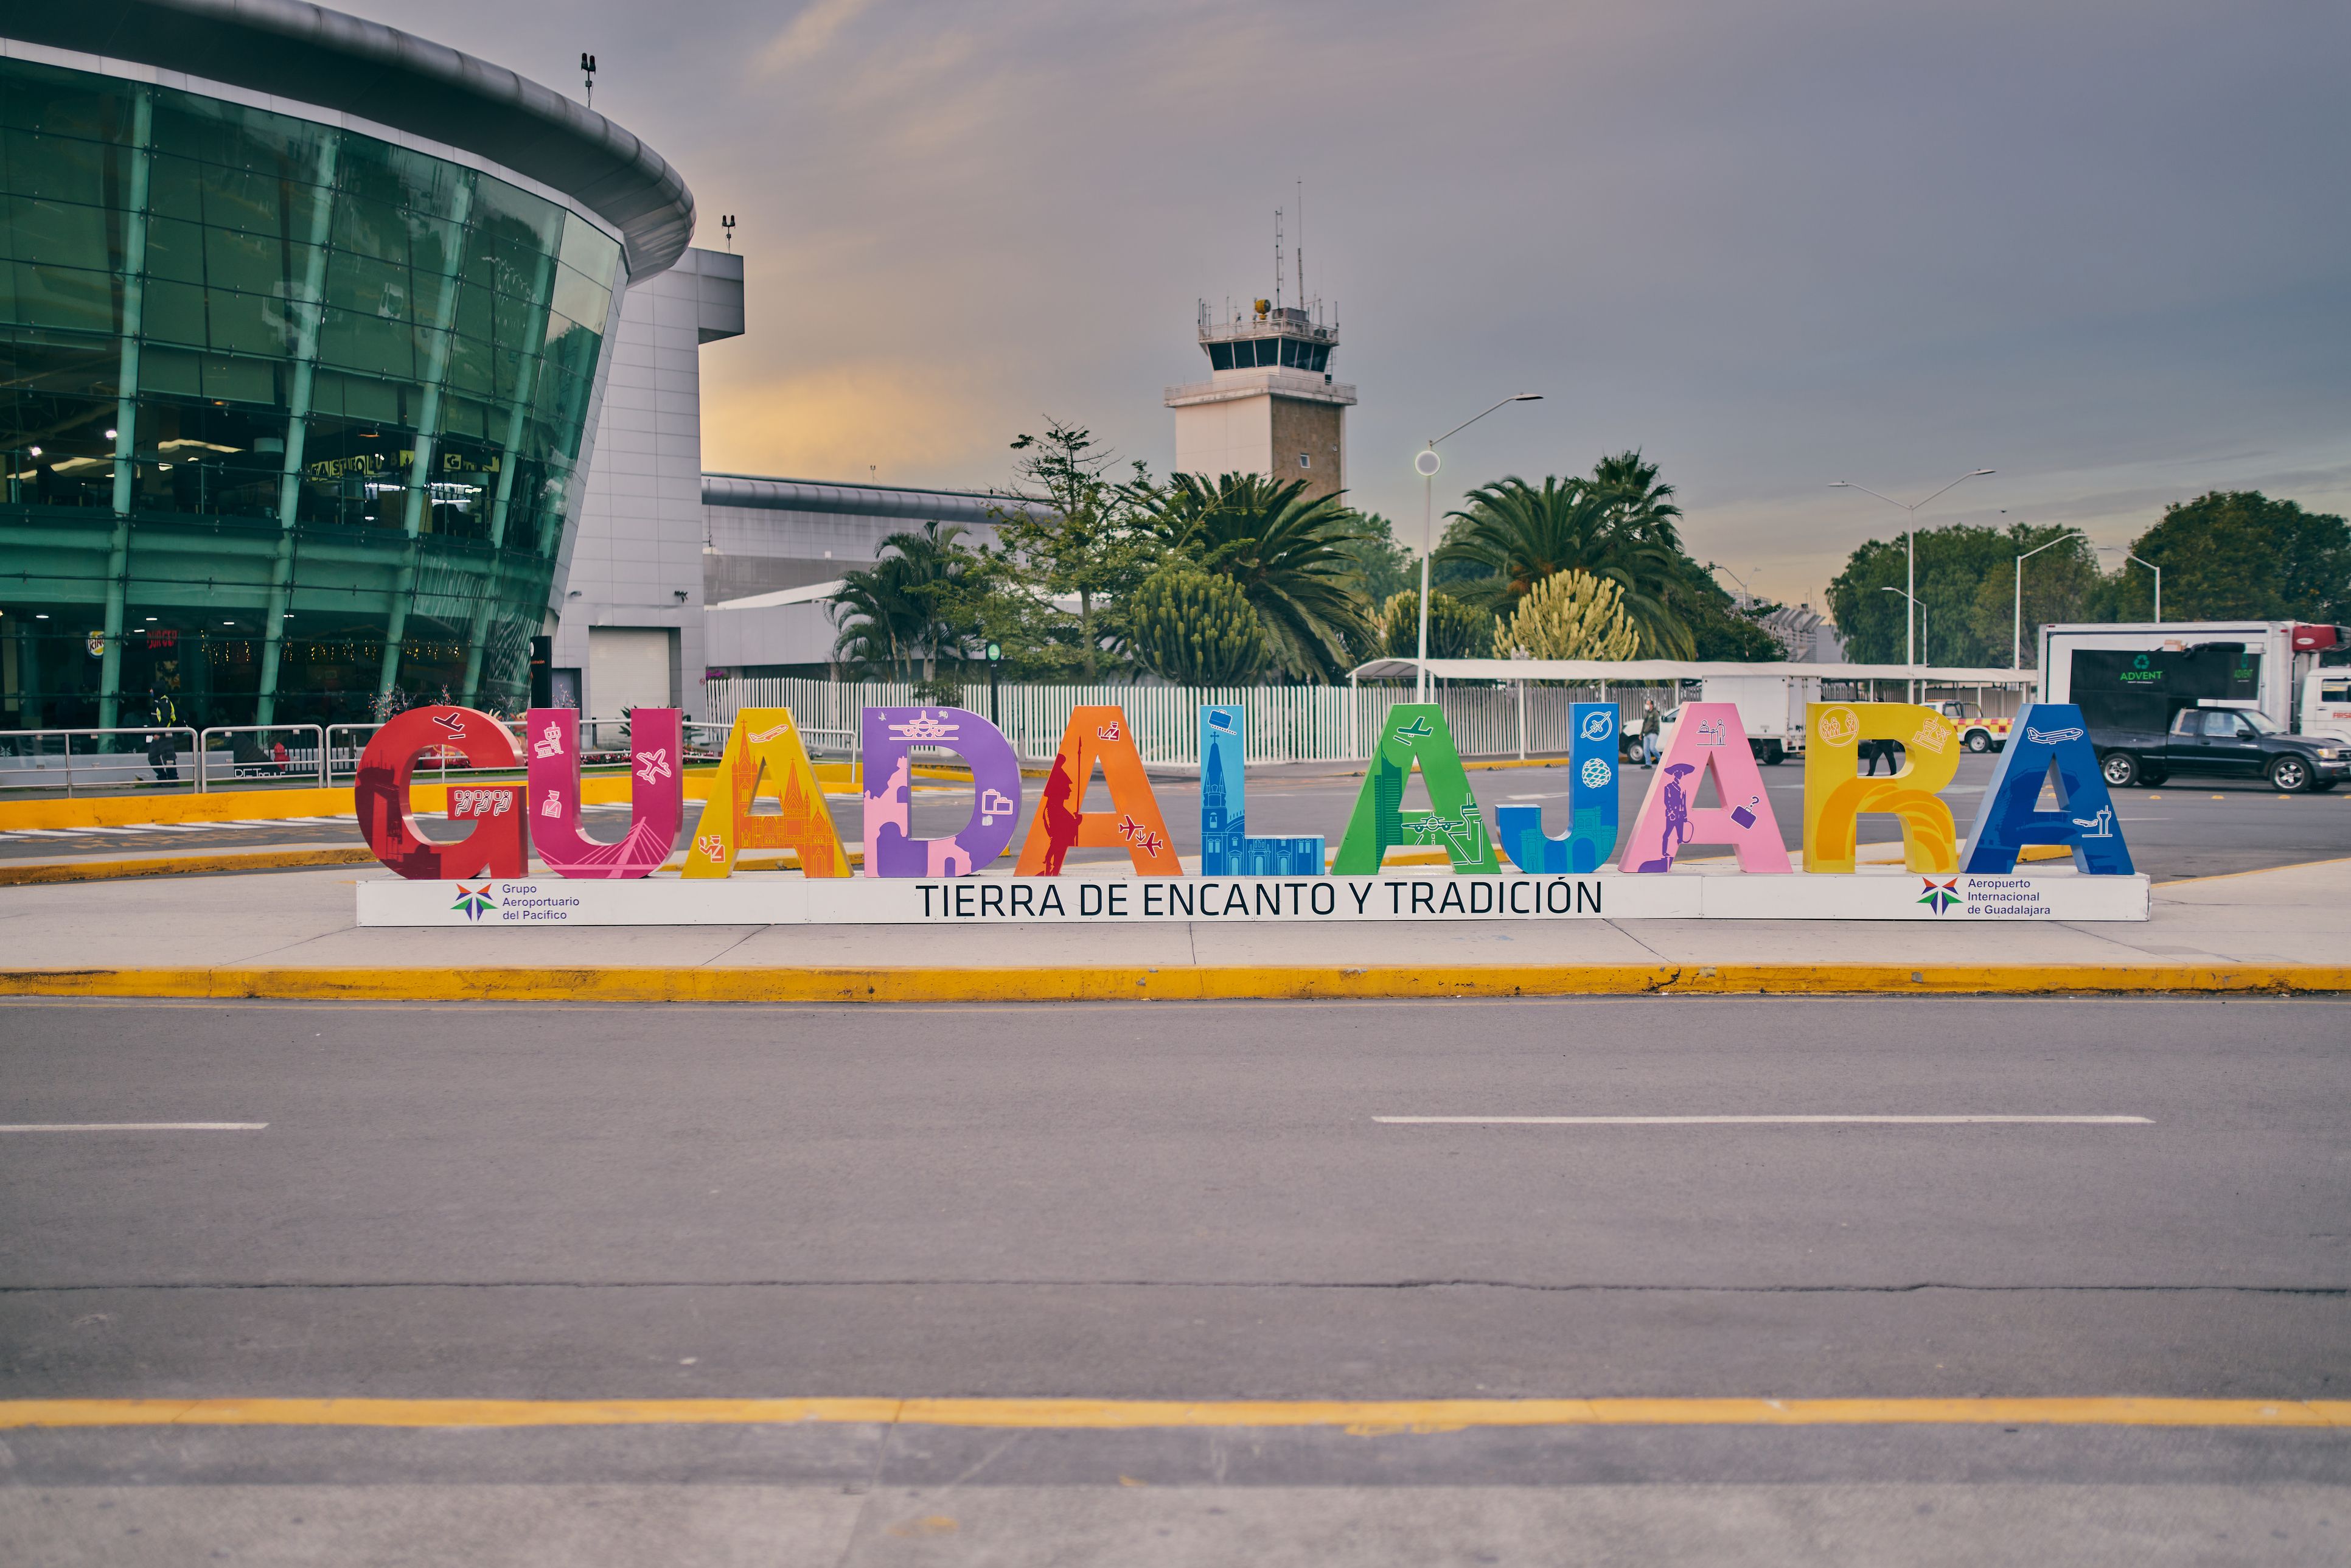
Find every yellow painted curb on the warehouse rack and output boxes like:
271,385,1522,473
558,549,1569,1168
1,961,2346,1003
0,847,378,886
0,785,356,831
0,1396,2342,1432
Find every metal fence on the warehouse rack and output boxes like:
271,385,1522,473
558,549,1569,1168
703,677,1694,766
0,725,200,793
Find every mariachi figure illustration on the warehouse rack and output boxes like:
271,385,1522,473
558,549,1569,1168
1649,762,1696,870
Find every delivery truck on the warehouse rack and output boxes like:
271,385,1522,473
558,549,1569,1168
2037,621,2349,739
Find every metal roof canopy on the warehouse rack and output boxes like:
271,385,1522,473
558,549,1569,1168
9,0,696,279
1349,657,2040,686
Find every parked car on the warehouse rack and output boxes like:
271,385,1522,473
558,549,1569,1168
2094,705,2350,792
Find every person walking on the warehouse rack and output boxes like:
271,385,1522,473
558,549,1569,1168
1638,699,1660,768
144,688,179,783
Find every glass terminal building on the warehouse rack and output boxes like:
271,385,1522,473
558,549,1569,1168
0,1,694,733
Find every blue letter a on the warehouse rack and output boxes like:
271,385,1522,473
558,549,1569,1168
1960,703,2134,875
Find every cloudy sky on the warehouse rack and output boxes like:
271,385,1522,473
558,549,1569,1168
367,0,2349,605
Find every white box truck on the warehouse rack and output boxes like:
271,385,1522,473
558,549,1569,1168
2038,621,2349,739
1694,674,1817,764
1654,674,1823,764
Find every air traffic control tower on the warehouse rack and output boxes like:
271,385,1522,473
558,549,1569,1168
1165,300,1356,500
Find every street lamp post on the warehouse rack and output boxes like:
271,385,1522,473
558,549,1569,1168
2013,528,2085,669
1705,561,1757,602
1831,468,1994,701
1415,394,1543,702
2096,546,2162,624
1879,586,1927,667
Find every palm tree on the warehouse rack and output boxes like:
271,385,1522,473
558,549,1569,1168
828,520,978,683
1588,449,1685,548
1135,473,1372,681
1437,475,1696,658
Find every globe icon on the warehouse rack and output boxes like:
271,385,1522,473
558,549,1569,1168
1581,758,1612,789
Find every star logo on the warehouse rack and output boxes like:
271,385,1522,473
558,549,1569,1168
1917,876,1962,914
451,883,496,921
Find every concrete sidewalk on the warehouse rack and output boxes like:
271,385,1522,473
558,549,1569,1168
0,859,2342,994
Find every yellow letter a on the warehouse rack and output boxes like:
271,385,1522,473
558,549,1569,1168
683,708,851,878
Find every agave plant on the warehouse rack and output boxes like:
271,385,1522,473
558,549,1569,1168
1495,568,1641,661
1135,473,1371,681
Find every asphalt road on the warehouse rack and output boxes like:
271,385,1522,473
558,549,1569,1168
7,754,2349,882
1,995,2344,1562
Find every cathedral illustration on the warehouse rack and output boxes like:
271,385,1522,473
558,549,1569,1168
1199,727,1323,876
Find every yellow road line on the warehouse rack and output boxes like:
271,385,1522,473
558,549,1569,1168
1,1396,2343,1432
1,962,2347,1002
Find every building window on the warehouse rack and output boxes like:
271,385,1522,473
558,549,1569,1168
1297,454,1311,469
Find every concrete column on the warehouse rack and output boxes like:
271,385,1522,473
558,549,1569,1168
460,246,556,705
96,88,152,733
254,134,340,726
377,175,477,703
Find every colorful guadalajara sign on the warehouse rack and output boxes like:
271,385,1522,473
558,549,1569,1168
354,700,2148,925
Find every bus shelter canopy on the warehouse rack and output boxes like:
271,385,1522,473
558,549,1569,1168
1347,658,2042,686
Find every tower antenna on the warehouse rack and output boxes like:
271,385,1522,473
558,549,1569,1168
1296,178,1304,316
1273,207,1284,312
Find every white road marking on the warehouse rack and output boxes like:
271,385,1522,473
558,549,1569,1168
0,1122,267,1132
1374,1115,2152,1126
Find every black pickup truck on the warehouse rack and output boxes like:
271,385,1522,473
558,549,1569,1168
2095,705,2350,792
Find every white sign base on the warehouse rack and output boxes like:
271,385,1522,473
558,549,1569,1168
358,871,2150,927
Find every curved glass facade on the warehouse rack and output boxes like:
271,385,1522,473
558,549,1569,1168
0,55,624,732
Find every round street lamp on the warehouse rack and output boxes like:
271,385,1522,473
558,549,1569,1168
1415,395,1541,702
